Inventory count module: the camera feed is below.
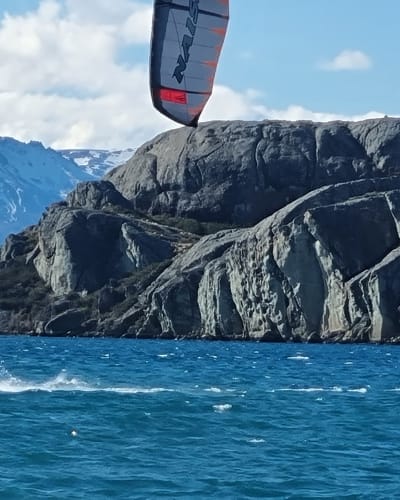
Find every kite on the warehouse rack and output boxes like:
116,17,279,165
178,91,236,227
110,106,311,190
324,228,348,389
150,0,229,127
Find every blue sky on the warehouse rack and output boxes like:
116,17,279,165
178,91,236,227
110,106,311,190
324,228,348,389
0,0,397,149
224,0,400,116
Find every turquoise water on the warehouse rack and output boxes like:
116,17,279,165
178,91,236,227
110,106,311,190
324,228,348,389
1,337,400,499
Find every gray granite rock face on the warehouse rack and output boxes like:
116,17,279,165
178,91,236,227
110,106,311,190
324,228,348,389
132,177,400,342
2,119,400,342
32,182,195,296
34,206,128,294
66,180,133,211
106,118,400,226
134,229,246,338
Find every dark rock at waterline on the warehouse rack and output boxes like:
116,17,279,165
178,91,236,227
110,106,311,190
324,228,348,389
44,308,87,335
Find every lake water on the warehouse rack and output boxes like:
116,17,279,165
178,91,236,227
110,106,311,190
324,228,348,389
0,336,399,499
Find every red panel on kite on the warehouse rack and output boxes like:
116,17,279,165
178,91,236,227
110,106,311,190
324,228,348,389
159,88,188,104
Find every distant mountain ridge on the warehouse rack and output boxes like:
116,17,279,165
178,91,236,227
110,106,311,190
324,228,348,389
59,148,135,178
0,138,135,242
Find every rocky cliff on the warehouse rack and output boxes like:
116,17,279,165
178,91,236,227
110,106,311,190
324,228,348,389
143,176,400,343
2,118,400,342
106,118,400,225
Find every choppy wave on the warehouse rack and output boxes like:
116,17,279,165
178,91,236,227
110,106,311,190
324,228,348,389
0,370,172,395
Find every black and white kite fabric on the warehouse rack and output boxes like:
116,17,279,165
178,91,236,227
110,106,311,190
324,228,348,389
150,0,229,127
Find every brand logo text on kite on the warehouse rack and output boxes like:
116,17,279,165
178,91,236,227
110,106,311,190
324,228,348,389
173,0,199,83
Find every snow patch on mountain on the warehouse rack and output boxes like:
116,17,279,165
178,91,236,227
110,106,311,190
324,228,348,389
59,148,135,177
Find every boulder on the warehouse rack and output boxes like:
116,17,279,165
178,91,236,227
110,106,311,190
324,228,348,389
44,309,86,335
66,180,133,211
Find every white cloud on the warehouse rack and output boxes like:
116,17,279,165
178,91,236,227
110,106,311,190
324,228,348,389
0,0,162,148
265,104,385,122
204,87,269,121
205,88,386,124
121,5,153,44
319,49,372,71
0,2,386,150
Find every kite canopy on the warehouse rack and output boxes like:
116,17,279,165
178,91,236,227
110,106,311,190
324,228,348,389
150,0,229,127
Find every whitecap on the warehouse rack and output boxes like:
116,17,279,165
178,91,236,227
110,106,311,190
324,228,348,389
348,387,368,393
42,372,90,391
287,355,310,360
277,387,324,392
0,371,91,393
0,370,174,395
0,378,27,393
106,387,173,394
276,386,348,393
213,404,232,412
205,387,222,393
248,438,265,444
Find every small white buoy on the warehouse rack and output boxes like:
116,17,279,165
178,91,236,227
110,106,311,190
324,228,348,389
71,429,78,437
